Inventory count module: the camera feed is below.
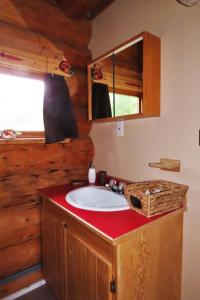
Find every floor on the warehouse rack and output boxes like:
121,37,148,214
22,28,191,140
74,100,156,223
17,285,56,300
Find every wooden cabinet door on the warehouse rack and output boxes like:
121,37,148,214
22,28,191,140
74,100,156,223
42,211,66,300
65,229,113,300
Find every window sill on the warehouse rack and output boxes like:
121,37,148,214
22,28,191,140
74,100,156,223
0,138,71,144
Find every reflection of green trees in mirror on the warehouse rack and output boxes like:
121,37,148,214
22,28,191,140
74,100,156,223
109,93,139,117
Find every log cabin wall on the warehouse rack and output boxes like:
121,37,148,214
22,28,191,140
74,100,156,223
0,0,93,297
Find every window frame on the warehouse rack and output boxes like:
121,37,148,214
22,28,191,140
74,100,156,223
0,66,46,143
109,88,142,117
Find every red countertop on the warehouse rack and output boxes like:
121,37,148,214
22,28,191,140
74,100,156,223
40,184,168,240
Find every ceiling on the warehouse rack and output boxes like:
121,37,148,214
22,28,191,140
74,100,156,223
53,0,117,20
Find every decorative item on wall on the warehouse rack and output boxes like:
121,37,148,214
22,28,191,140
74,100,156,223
0,129,22,139
59,60,74,77
91,65,103,81
177,0,199,6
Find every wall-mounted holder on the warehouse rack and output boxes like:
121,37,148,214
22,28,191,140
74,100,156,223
149,158,180,172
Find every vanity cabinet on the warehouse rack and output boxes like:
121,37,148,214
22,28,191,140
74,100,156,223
42,199,114,300
41,194,183,300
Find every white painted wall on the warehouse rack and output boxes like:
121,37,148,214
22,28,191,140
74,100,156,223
89,0,200,299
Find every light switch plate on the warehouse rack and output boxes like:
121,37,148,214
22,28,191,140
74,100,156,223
117,121,124,136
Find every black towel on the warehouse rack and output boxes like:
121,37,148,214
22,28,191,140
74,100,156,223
43,74,78,144
92,82,112,119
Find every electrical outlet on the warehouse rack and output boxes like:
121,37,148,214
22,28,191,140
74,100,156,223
117,121,124,136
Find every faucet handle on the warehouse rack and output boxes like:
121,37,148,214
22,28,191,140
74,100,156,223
108,178,117,189
118,182,126,193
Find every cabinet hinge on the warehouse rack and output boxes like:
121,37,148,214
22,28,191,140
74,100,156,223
110,278,116,294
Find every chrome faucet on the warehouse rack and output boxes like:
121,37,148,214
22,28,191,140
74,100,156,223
106,179,126,194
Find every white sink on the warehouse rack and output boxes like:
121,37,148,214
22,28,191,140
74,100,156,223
66,186,129,212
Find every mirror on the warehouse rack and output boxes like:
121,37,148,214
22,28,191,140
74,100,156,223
90,55,114,119
113,39,143,117
88,34,144,121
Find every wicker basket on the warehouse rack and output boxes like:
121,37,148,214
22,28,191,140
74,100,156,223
124,180,188,217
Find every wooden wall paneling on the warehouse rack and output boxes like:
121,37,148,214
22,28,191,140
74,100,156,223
0,194,39,209
0,141,93,172
0,44,67,76
0,224,40,250
0,20,91,68
0,203,40,237
0,0,93,295
0,44,90,78
0,0,91,48
0,238,41,279
0,20,63,59
0,20,91,69
55,0,117,20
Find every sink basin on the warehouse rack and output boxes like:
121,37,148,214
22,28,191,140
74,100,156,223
66,186,129,212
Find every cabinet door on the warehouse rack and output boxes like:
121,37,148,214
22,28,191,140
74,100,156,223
66,229,113,300
42,211,66,300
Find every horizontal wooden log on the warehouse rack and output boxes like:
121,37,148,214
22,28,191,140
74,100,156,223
0,0,91,48
0,194,40,209
0,138,94,169
0,224,40,250
0,20,62,60
0,269,42,298
0,170,88,197
0,44,72,77
0,205,40,241
0,238,41,279
0,20,91,67
0,160,92,180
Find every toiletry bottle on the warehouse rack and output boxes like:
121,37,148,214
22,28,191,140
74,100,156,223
88,161,96,184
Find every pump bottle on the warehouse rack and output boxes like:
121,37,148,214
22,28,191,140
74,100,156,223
88,161,96,184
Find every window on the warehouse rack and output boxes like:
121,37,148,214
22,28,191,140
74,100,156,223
0,73,44,134
109,93,140,117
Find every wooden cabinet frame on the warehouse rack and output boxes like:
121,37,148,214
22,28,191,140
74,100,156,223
88,31,160,122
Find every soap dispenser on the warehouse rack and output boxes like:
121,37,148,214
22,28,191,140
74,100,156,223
88,161,96,184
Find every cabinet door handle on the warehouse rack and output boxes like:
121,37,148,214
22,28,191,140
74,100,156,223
63,223,68,228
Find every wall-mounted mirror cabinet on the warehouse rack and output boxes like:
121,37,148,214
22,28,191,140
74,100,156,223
88,31,160,122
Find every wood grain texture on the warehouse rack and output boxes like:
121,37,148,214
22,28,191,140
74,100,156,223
42,211,66,300
117,213,183,300
0,0,91,48
0,0,93,295
43,199,114,260
67,229,113,300
143,31,160,116
42,199,114,300
0,20,91,67
0,238,41,279
55,0,117,20
0,44,74,77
